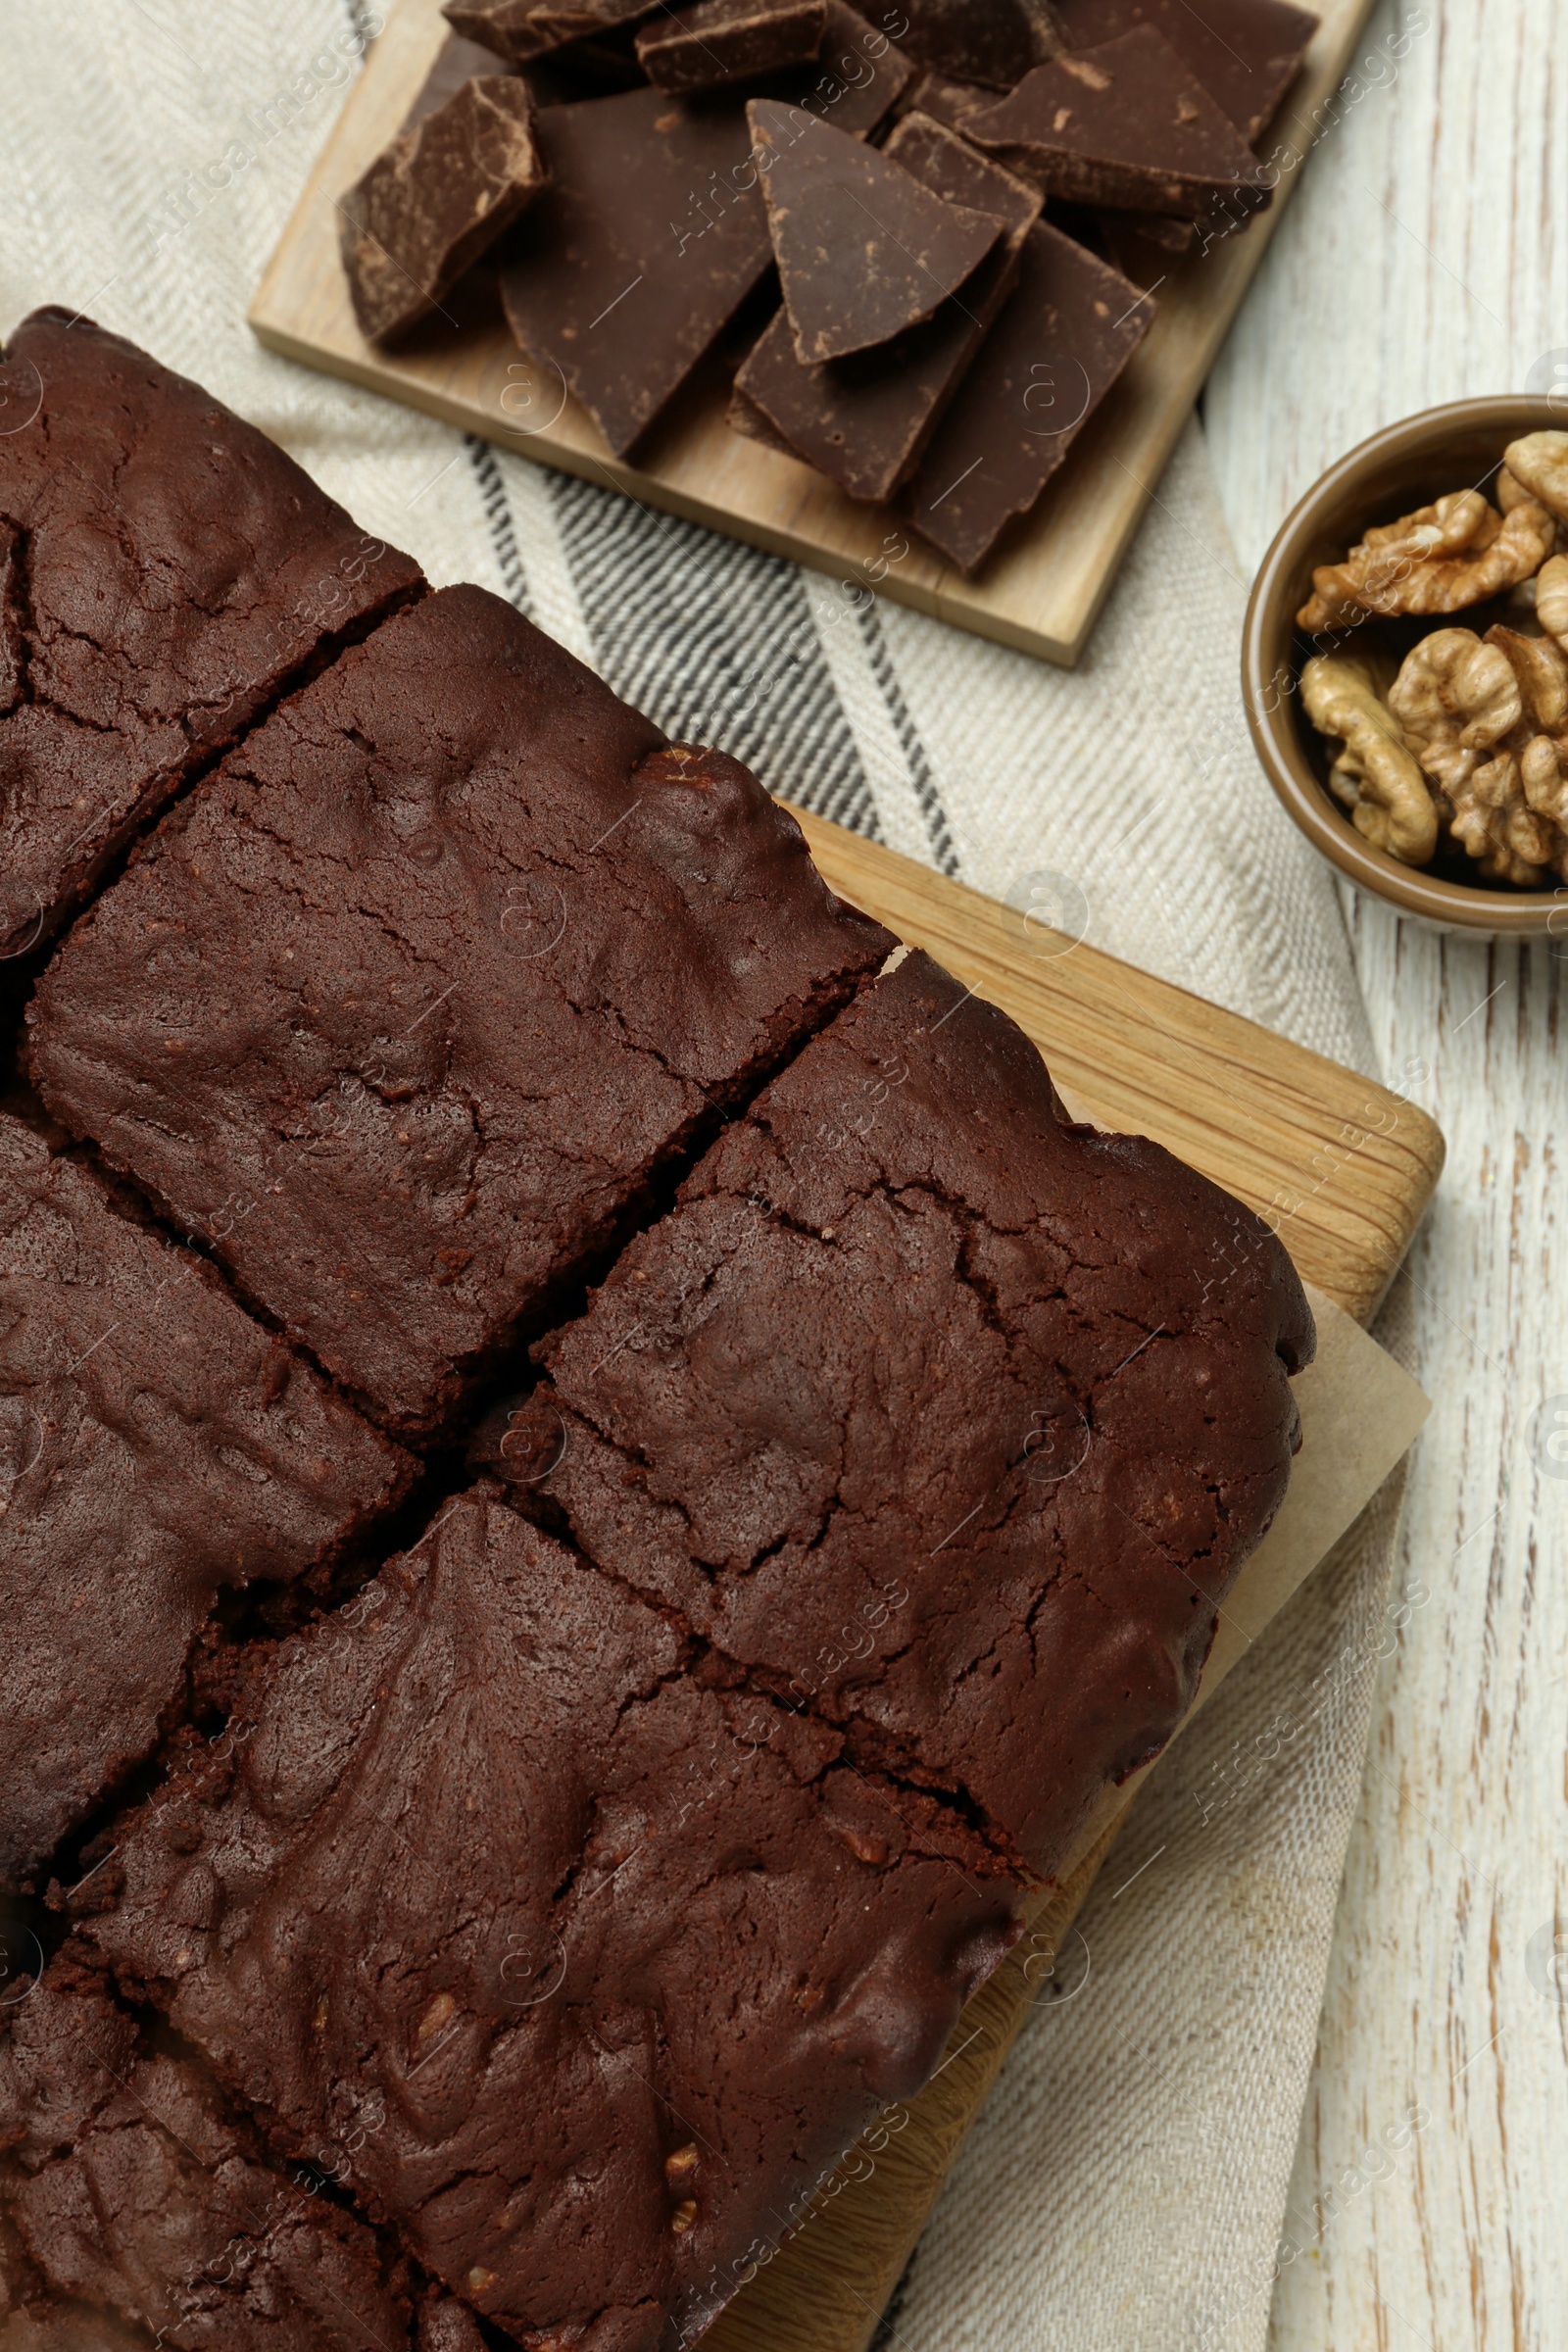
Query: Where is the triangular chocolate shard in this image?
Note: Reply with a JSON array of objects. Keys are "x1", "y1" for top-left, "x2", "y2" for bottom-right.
[
  {"x1": 966, "y1": 24, "x2": 1274, "y2": 220},
  {"x1": 733, "y1": 114, "x2": 1038, "y2": 504},
  {"x1": 749, "y1": 97, "x2": 1004, "y2": 366}
]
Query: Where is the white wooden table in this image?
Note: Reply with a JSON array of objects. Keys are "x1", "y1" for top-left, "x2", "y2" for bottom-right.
[{"x1": 1204, "y1": 2, "x2": 1568, "y2": 2343}]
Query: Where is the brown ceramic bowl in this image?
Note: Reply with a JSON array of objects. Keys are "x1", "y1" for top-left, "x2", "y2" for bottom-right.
[{"x1": 1242, "y1": 396, "x2": 1568, "y2": 936}]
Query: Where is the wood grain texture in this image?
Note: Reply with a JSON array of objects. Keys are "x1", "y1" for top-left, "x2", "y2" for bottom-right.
[
  {"x1": 247, "y1": 0, "x2": 1375, "y2": 667},
  {"x1": 1200, "y1": 1, "x2": 1568, "y2": 2345}
]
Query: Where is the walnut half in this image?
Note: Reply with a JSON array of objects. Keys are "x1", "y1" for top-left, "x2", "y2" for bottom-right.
[
  {"x1": 1301, "y1": 654, "x2": 1438, "y2": 865},
  {"x1": 1297, "y1": 490, "x2": 1555, "y2": 632}
]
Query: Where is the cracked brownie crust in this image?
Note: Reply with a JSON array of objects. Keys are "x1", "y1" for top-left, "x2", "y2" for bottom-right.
[
  {"x1": 0, "y1": 311, "x2": 422, "y2": 963},
  {"x1": 28, "y1": 585, "x2": 894, "y2": 1439},
  {"x1": 0, "y1": 1947, "x2": 423, "y2": 2351},
  {"x1": 0, "y1": 1112, "x2": 414, "y2": 1895},
  {"x1": 488, "y1": 950, "x2": 1316, "y2": 1878},
  {"x1": 78, "y1": 1489, "x2": 1020, "y2": 2352}
]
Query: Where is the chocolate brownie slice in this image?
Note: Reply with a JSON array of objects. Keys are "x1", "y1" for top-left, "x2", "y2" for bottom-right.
[
  {"x1": 488, "y1": 951, "x2": 1316, "y2": 1880},
  {"x1": 0, "y1": 1946, "x2": 418, "y2": 2350},
  {"x1": 28, "y1": 586, "x2": 893, "y2": 1439},
  {"x1": 0, "y1": 312, "x2": 422, "y2": 963},
  {"x1": 78, "y1": 1488, "x2": 1019, "y2": 2351},
  {"x1": 0, "y1": 1112, "x2": 414, "y2": 1893}
]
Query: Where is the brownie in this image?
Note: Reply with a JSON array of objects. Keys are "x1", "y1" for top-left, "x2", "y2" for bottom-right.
[
  {"x1": 0, "y1": 313, "x2": 422, "y2": 963},
  {"x1": 636, "y1": 0, "x2": 827, "y2": 92},
  {"x1": 0, "y1": 1112, "x2": 413, "y2": 1894},
  {"x1": 28, "y1": 586, "x2": 893, "y2": 1439},
  {"x1": 341, "y1": 76, "x2": 548, "y2": 344},
  {"x1": 79, "y1": 1489, "x2": 1021, "y2": 2350},
  {"x1": 1054, "y1": 0, "x2": 1318, "y2": 142},
  {"x1": 488, "y1": 951, "x2": 1316, "y2": 1880},
  {"x1": 0, "y1": 1947, "x2": 418, "y2": 2350}
]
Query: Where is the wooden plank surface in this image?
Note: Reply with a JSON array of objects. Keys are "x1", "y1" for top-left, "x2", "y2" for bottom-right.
[
  {"x1": 248, "y1": 0, "x2": 1376, "y2": 669},
  {"x1": 1199, "y1": 2, "x2": 1568, "y2": 2345}
]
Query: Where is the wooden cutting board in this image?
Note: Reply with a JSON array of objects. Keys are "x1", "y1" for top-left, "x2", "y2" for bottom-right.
[
  {"x1": 674, "y1": 809, "x2": 1440, "y2": 2352},
  {"x1": 250, "y1": 0, "x2": 1378, "y2": 667}
]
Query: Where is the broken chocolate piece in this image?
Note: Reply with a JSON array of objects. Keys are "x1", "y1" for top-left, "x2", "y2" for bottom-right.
[
  {"x1": 750, "y1": 98, "x2": 1004, "y2": 365},
  {"x1": 636, "y1": 0, "x2": 827, "y2": 93},
  {"x1": 1054, "y1": 0, "x2": 1318, "y2": 142},
  {"x1": 500, "y1": 12, "x2": 907, "y2": 457},
  {"x1": 403, "y1": 29, "x2": 519, "y2": 126},
  {"x1": 801, "y1": 0, "x2": 915, "y2": 133},
  {"x1": 500, "y1": 86, "x2": 776, "y2": 456},
  {"x1": 341, "y1": 76, "x2": 547, "y2": 344},
  {"x1": 733, "y1": 115, "x2": 1039, "y2": 502},
  {"x1": 898, "y1": 0, "x2": 1067, "y2": 87},
  {"x1": 440, "y1": 0, "x2": 652, "y2": 64},
  {"x1": 906, "y1": 69, "x2": 994, "y2": 133},
  {"x1": 967, "y1": 26, "x2": 1274, "y2": 220},
  {"x1": 901, "y1": 219, "x2": 1152, "y2": 571}
]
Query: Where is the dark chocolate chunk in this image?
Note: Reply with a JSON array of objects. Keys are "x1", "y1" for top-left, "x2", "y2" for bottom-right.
[
  {"x1": 341, "y1": 77, "x2": 548, "y2": 344},
  {"x1": 81, "y1": 1490, "x2": 1020, "y2": 2350},
  {"x1": 636, "y1": 0, "x2": 827, "y2": 92},
  {"x1": 440, "y1": 0, "x2": 652, "y2": 64},
  {"x1": 404, "y1": 29, "x2": 519, "y2": 126},
  {"x1": 0, "y1": 1949, "x2": 417, "y2": 2350},
  {"x1": 750, "y1": 98, "x2": 1004, "y2": 365},
  {"x1": 733, "y1": 115, "x2": 1039, "y2": 502},
  {"x1": 500, "y1": 85, "x2": 777, "y2": 456},
  {"x1": 499, "y1": 12, "x2": 907, "y2": 455},
  {"x1": 796, "y1": 0, "x2": 914, "y2": 132},
  {"x1": 898, "y1": 0, "x2": 1067, "y2": 87},
  {"x1": 967, "y1": 26, "x2": 1275, "y2": 219},
  {"x1": 901, "y1": 217, "x2": 1152, "y2": 571},
  {"x1": 491, "y1": 951, "x2": 1316, "y2": 1881},
  {"x1": 0, "y1": 313, "x2": 422, "y2": 965},
  {"x1": 0, "y1": 1110, "x2": 413, "y2": 1894},
  {"x1": 1055, "y1": 0, "x2": 1319, "y2": 142},
  {"x1": 906, "y1": 68, "x2": 993, "y2": 133},
  {"x1": 28, "y1": 587, "x2": 893, "y2": 1440}
]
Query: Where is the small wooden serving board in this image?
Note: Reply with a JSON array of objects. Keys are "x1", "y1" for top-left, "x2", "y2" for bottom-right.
[
  {"x1": 251, "y1": 0, "x2": 1378, "y2": 666},
  {"x1": 685, "y1": 811, "x2": 1441, "y2": 2352}
]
